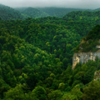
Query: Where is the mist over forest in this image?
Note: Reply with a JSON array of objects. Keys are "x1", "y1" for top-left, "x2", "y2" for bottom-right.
[{"x1": 0, "y1": 1, "x2": 100, "y2": 100}]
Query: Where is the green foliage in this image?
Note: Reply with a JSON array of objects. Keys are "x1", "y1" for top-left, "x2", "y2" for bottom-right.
[
  {"x1": 4, "y1": 84, "x2": 39, "y2": 100},
  {"x1": 4, "y1": 84, "x2": 25, "y2": 100},
  {"x1": 82, "y1": 80, "x2": 100, "y2": 100},
  {"x1": 48, "y1": 90, "x2": 63, "y2": 100},
  {"x1": 0, "y1": 4, "x2": 23, "y2": 20},
  {"x1": 37, "y1": 7, "x2": 90, "y2": 18},
  {"x1": 20, "y1": 7, "x2": 49, "y2": 18},
  {"x1": 72, "y1": 61, "x2": 97, "y2": 85},
  {"x1": 0, "y1": 8, "x2": 100, "y2": 100},
  {"x1": 63, "y1": 11, "x2": 100, "y2": 22},
  {"x1": 86, "y1": 25, "x2": 100, "y2": 40},
  {"x1": 32, "y1": 86, "x2": 46, "y2": 100},
  {"x1": 75, "y1": 25, "x2": 100, "y2": 52},
  {"x1": 62, "y1": 84, "x2": 83, "y2": 100},
  {"x1": 58, "y1": 83, "x2": 65, "y2": 91}
]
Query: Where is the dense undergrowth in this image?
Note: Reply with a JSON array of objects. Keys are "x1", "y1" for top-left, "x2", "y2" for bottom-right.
[{"x1": 0, "y1": 9, "x2": 100, "y2": 100}]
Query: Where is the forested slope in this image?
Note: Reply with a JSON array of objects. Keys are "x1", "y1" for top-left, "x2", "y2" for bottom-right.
[
  {"x1": 0, "y1": 4, "x2": 23, "y2": 20},
  {"x1": 63, "y1": 10, "x2": 100, "y2": 21},
  {"x1": 74, "y1": 25, "x2": 100, "y2": 52},
  {"x1": 37, "y1": 7, "x2": 91, "y2": 17},
  {"x1": 0, "y1": 8, "x2": 100, "y2": 100},
  {"x1": 15, "y1": 7, "x2": 91, "y2": 18},
  {"x1": 17, "y1": 7, "x2": 49, "y2": 18}
]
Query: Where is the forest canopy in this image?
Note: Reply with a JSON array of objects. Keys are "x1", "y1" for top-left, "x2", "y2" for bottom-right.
[{"x1": 0, "y1": 5, "x2": 100, "y2": 100}]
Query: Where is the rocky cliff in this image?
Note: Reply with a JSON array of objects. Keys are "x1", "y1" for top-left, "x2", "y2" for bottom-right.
[
  {"x1": 72, "y1": 51, "x2": 100, "y2": 69},
  {"x1": 72, "y1": 25, "x2": 100, "y2": 69},
  {"x1": 94, "y1": 70, "x2": 100, "y2": 80}
]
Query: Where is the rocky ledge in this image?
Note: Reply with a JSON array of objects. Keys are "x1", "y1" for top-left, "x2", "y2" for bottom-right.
[{"x1": 72, "y1": 52, "x2": 100, "y2": 69}]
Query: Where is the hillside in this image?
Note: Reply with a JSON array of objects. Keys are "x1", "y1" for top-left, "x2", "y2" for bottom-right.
[
  {"x1": 74, "y1": 25, "x2": 100, "y2": 52},
  {"x1": 0, "y1": 20, "x2": 58, "y2": 99},
  {"x1": 37, "y1": 7, "x2": 91, "y2": 17},
  {"x1": 0, "y1": 18, "x2": 100, "y2": 100},
  {"x1": 63, "y1": 10, "x2": 100, "y2": 21},
  {"x1": 15, "y1": 7, "x2": 28, "y2": 12},
  {"x1": 1, "y1": 7, "x2": 100, "y2": 99},
  {"x1": 17, "y1": 7, "x2": 49, "y2": 18},
  {"x1": 15, "y1": 7, "x2": 91, "y2": 18},
  {"x1": 94, "y1": 8, "x2": 100, "y2": 11},
  {"x1": 0, "y1": 4, "x2": 23, "y2": 20}
]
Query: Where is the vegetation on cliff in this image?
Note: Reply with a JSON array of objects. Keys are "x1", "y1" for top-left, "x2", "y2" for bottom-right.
[
  {"x1": 0, "y1": 6, "x2": 100, "y2": 99},
  {"x1": 0, "y1": 4, "x2": 23, "y2": 20},
  {"x1": 75, "y1": 25, "x2": 100, "y2": 52}
]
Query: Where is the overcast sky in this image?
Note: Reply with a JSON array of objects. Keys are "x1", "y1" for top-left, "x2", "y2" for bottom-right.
[{"x1": 0, "y1": 0, "x2": 100, "y2": 9}]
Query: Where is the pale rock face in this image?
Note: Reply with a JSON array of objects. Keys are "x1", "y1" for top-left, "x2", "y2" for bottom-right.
[
  {"x1": 72, "y1": 52, "x2": 100, "y2": 70},
  {"x1": 94, "y1": 71, "x2": 100, "y2": 81},
  {"x1": 96, "y1": 45, "x2": 100, "y2": 49}
]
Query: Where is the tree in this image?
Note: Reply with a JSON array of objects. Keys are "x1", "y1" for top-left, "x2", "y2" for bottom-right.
[
  {"x1": 48, "y1": 90, "x2": 63, "y2": 100},
  {"x1": 5, "y1": 84, "x2": 25, "y2": 100},
  {"x1": 32, "y1": 86, "x2": 46, "y2": 100},
  {"x1": 82, "y1": 80, "x2": 100, "y2": 100},
  {"x1": 58, "y1": 83, "x2": 65, "y2": 91}
]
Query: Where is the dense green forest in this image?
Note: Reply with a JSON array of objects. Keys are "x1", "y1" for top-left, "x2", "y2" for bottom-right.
[
  {"x1": 16, "y1": 7, "x2": 92, "y2": 18},
  {"x1": 0, "y1": 4, "x2": 23, "y2": 20},
  {"x1": 1, "y1": 5, "x2": 100, "y2": 100},
  {"x1": 74, "y1": 25, "x2": 100, "y2": 52},
  {"x1": 37, "y1": 7, "x2": 91, "y2": 17},
  {"x1": 18, "y1": 7, "x2": 49, "y2": 18},
  {"x1": 63, "y1": 10, "x2": 100, "y2": 21},
  {"x1": 94, "y1": 8, "x2": 100, "y2": 11}
]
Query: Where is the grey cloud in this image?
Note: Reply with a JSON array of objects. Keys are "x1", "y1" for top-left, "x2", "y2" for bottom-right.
[{"x1": 0, "y1": 0, "x2": 100, "y2": 9}]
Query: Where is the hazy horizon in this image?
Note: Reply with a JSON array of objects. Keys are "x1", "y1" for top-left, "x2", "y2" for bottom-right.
[{"x1": 0, "y1": 0, "x2": 100, "y2": 9}]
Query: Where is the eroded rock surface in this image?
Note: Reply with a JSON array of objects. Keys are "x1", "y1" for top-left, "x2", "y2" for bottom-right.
[
  {"x1": 72, "y1": 52, "x2": 100, "y2": 69},
  {"x1": 94, "y1": 70, "x2": 100, "y2": 80}
]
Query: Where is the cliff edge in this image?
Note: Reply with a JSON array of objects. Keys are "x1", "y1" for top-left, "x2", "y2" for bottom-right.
[
  {"x1": 72, "y1": 52, "x2": 100, "y2": 69},
  {"x1": 72, "y1": 25, "x2": 100, "y2": 69}
]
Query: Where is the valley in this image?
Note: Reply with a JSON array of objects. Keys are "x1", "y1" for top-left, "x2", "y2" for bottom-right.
[{"x1": 0, "y1": 3, "x2": 100, "y2": 100}]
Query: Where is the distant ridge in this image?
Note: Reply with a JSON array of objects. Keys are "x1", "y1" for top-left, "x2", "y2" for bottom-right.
[
  {"x1": 37, "y1": 7, "x2": 92, "y2": 17},
  {"x1": 0, "y1": 4, "x2": 23, "y2": 20},
  {"x1": 94, "y1": 8, "x2": 100, "y2": 11},
  {"x1": 15, "y1": 7, "x2": 92, "y2": 18},
  {"x1": 16, "y1": 7, "x2": 49, "y2": 18}
]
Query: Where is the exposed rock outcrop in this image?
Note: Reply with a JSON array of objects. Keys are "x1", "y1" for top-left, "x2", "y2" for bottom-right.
[
  {"x1": 72, "y1": 52, "x2": 100, "y2": 69},
  {"x1": 94, "y1": 70, "x2": 100, "y2": 81}
]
